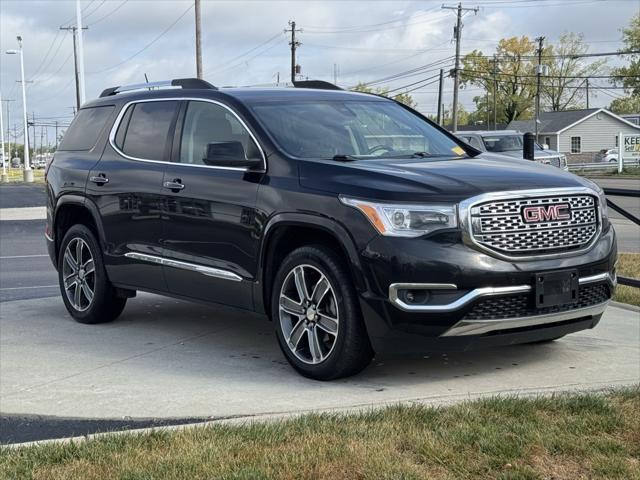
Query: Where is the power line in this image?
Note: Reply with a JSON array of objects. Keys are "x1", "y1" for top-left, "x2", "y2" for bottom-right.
[
  {"x1": 86, "y1": 0, "x2": 129, "y2": 27},
  {"x1": 87, "y1": 3, "x2": 194, "y2": 74},
  {"x1": 205, "y1": 32, "x2": 283, "y2": 75}
]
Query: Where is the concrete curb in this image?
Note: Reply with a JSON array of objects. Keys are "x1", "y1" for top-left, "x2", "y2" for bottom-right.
[
  {"x1": 610, "y1": 301, "x2": 640, "y2": 313},
  {"x1": 4, "y1": 381, "x2": 637, "y2": 450},
  {"x1": 0, "y1": 207, "x2": 46, "y2": 221}
]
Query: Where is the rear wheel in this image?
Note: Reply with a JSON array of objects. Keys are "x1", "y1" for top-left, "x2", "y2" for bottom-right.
[
  {"x1": 58, "y1": 224, "x2": 126, "y2": 324},
  {"x1": 272, "y1": 245, "x2": 373, "y2": 380}
]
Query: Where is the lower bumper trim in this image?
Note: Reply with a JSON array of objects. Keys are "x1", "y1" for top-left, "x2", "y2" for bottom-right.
[{"x1": 440, "y1": 301, "x2": 609, "y2": 337}]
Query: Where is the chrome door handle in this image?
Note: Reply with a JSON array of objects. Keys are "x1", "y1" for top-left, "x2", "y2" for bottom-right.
[
  {"x1": 163, "y1": 180, "x2": 185, "y2": 191},
  {"x1": 89, "y1": 175, "x2": 109, "y2": 184}
]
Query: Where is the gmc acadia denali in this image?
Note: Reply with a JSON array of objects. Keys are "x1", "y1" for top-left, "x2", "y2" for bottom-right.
[{"x1": 46, "y1": 78, "x2": 617, "y2": 380}]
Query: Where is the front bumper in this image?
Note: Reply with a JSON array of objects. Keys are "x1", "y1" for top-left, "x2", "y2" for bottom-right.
[{"x1": 357, "y1": 225, "x2": 617, "y2": 353}]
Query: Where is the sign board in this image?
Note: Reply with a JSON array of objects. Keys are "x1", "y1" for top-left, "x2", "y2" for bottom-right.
[{"x1": 622, "y1": 134, "x2": 640, "y2": 159}]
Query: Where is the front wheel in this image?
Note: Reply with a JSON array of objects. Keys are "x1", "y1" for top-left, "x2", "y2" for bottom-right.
[
  {"x1": 58, "y1": 224, "x2": 127, "y2": 324},
  {"x1": 272, "y1": 245, "x2": 374, "y2": 380}
]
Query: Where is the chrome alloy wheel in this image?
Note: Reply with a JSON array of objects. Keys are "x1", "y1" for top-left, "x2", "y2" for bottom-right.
[
  {"x1": 278, "y1": 264, "x2": 339, "y2": 365},
  {"x1": 62, "y1": 237, "x2": 95, "y2": 312}
]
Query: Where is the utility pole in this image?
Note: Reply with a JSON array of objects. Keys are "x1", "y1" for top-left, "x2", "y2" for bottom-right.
[
  {"x1": 534, "y1": 36, "x2": 545, "y2": 140},
  {"x1": 333, "y1": 63, "x2": 338, "y2": 85},
  {"x1": 492, "y1": 55, "x2": 498, "y2": 130},
  {"x1": 55, "y1": 120, "x2": 59, "y2": 150},
  {"x1": 195, "y1": 0, "x2": 203, "y2": 79},
  {"x1": 285, "y1": 20, "x2": 302, "y2": 84},
  {"x1": 585, "y1": 78, "x2": 590, "y2": 109},
  {"x1": 442, "y1": 3, "x2": 478, "y2": 132},
  {"x1": 75, "y1": 0, "x2": 86, "y2": 105},
  {"x1": 60, "y1": 26, "x2": 88, "y2": 111},
  {"x1": 437, "y1": 68, "x2": 444, "y2": 125}
]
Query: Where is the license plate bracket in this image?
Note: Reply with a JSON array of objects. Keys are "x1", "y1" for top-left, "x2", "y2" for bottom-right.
[{"x1": 534, "y1": 270, "x2": 579, "y2": 308}]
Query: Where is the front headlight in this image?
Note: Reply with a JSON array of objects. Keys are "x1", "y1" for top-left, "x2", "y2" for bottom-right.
[
  {"x1": 595, "y1": 186, "x2": 609, "y2": 219},
  {"x1": 340, "y1": 196, "x2": 458, "y2": 237}
]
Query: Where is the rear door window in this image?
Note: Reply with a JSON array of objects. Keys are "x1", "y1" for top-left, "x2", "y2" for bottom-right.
[
  {"x1": 116, "y1": 101, "x2": 179, "y2": 161},
  {"x1": 58, "y1": 106, "x2": 114, "y2": 151}
]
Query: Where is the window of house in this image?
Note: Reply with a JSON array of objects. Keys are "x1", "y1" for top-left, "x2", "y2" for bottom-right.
[
  {"x1": 116, "y1": 101, "x2": 179, "y2": 160},
  {"x1": 570, "y1": 136, "x2": 581, "y2": 153},
  {"x1": 615, "y1": 136, "x2": 618, "y2": 147}
]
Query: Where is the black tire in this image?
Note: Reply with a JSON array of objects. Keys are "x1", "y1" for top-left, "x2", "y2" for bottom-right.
[
  {"x1": 58, "y1": 224, "x2": 127, "y2": 324},
  {"x1": 271, "y1": 245, "x2": 374, "y2": 380}
]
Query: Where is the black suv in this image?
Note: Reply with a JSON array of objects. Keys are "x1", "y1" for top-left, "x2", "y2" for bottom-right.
[{"x1": 46, "y1": 78, "x2": 617, "y2": 380}]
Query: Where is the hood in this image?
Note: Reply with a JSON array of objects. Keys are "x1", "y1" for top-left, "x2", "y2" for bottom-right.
[{"x1": 299, "y1": 154, "x2": 592, "y2": 203}]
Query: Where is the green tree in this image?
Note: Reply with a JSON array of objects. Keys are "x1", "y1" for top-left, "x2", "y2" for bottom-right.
[
  {"x1": 461, "y1": 36, "x2": 537, "y2": 123},
  {"x1": 542, "y1": 32, "x2": 607, "y2": 111},
  {"x1": 610, "y1": 13, "x2": 640, "y2": 112},
  {"x1": 352, "y1": 83, "x2": 417, "y2": 108}
]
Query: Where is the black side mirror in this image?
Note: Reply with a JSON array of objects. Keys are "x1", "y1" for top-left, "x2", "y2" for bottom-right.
[{"x1": 203, "y1": 141, "x2": 261, "y2": 168}]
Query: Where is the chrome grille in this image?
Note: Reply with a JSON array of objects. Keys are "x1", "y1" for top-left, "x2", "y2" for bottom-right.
[{"x1": 470, "y1": 194, "x2": 599, "y2": 257}]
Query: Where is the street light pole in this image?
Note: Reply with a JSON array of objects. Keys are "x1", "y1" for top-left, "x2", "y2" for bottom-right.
[
  {"x1": 0, "y1": 88, "x2": 7, "y2": 182},
  {"x1": 6, "y1": 36, "x2": 33, "y2": 182}
]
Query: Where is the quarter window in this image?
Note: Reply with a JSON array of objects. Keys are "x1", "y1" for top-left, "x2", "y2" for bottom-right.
[
  {"x1": 116, "y1": 101, "x2": 179, "y2": 160},
  {"x1": 178, "y1": 101, "x2": 261, "y2": 166},
  {"x1": 58, "y1": 106, "x2": 114, "y2": 151},
  {"x1": 570, "y1": 136, "x2": 581, "y2": 153}
]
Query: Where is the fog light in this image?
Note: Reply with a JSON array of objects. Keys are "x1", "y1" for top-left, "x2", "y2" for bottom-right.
[{"x1": 403, "y1": 289, "x2": 430, "y2": 304}]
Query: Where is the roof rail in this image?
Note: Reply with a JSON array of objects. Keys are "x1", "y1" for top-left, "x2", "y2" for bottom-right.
[
  {"x1": 293, "y1": 80, "x2": 342, "y2": 91},
  {"x1": 99, "y1": 78, "x2": 217, "y2": 98}
]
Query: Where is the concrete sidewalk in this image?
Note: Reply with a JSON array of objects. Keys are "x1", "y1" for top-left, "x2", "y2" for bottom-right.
[{"x1": 1, "y1": 293, "x2": 638, "y2": 420}]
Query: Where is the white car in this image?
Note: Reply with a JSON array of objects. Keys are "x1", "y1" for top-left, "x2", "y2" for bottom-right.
[{"x1": 595, "y1": 148, "x2": 618, "y2": 163}]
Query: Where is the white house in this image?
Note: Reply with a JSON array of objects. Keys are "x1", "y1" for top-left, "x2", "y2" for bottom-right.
[{"x1": 507, "y1": 108, "x2": 640, "y2": 162}]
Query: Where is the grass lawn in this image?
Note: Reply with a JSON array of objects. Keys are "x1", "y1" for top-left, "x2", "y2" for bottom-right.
[
  {"x1": 1, "y1": 389, "x2": 639, "y2": 479},
  {"x1": 2, "y1": 168, "x2": 45, "y2": 183},
  {"x1": 616, "y1": 253, "x2": 640, "y2": 307}
]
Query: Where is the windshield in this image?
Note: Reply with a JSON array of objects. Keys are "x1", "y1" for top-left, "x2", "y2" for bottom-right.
[
  {"x1": 481, "y1": 135, "x2": 524, "y2": 152},
  {"x1": 249, "y1": 99, "x2": 466, "y2": 160}
]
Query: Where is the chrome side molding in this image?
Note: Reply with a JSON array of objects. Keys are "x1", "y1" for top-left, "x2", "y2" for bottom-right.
[{"x1": 124, "y1": 252, "x2": 242, "y2": 282}]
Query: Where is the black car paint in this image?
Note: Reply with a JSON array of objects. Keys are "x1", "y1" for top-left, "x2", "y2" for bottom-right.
[{"x1": 46, "y1": 87, "x2": 617, "y2": 353}]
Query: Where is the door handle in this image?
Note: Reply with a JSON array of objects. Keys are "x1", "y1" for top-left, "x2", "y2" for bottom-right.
[
  {"x1": 89, "y1": 174, "x2": 109, "y2": 185},
  {"x1": 163, "y1": 179, "x2": 185, "y2": 191}
]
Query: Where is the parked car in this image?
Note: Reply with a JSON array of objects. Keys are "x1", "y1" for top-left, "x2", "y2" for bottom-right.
[
  {"x1": 456, "y1": 130, "x2": 568, "y2": 170},
  {"x1": 46, "y1": 78, "x2": 616, "y2": 380},
  {"x1": 594, "y1": 148, "x2": 618, "y2": 163},
  {"x1": 10, "y1": 157, "x2": 21, "y2": 168}
]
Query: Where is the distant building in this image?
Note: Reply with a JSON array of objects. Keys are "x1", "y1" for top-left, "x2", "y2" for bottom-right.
[{"x1": 507, "y1": 108, "x2": 640, "y2": 162}]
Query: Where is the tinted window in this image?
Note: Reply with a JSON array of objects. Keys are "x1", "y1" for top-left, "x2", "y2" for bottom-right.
[
  {"x1": 481, "y1": 135, "x2": 523, "y2": 152},
  {"x1": 179, "y1": 101, "x2": 261, "y2": 165},
  {"x1": 118, "y1": 101, "x2": 178, "y2": 160},
  {"x1": 249, "y1": 100, "x2": 463, "y2": 160},
  {"x1": 58, "y1": 106, "x2": 114, "y2": 151}
]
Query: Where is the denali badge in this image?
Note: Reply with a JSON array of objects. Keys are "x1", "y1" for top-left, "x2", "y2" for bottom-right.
[{"x1": 522, "y1": 204, "x2": 571, "y2": 223}]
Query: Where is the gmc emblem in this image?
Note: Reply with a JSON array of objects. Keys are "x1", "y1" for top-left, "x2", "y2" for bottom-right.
[{"x1": 522, "y1": 204, "x2": 571, "y2": 223}]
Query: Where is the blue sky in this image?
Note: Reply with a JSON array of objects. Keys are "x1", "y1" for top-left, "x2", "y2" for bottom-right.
[{"x1": 0, "y1": 0, "x2": 638, "y2": 142}]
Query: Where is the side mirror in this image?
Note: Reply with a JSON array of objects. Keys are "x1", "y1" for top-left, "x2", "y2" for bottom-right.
[{"x1": 203, "y1": 141, "x2": 261, "y2": 168}]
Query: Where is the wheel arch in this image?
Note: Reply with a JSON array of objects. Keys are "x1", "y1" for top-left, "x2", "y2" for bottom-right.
[
  {"x1": 53, "y1": 196, "x2": 105, "y2": 264},
  {"x1": 255, "y1": 213, "x2": 367, "y2": 316}
]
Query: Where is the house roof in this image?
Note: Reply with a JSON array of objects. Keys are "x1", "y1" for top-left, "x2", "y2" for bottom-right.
[{"x1": 507, "y1": 108, "x2": 640, "y2": 134}]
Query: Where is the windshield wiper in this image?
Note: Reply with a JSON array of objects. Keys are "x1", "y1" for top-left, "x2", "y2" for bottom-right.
[{"x1": 332, "y1": 154, "x2": 360, "y2": 162}]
